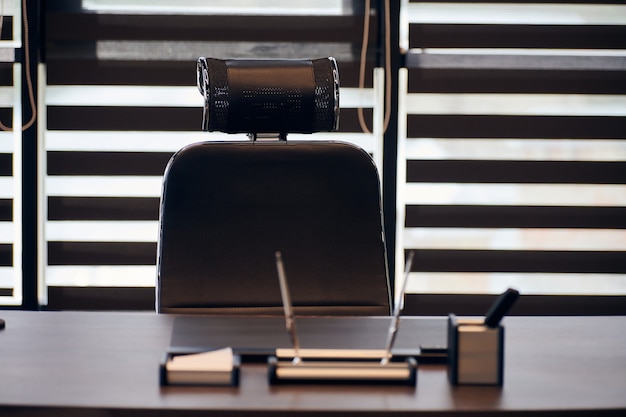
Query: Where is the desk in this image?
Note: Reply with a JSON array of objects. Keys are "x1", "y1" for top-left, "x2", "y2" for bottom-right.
[{"x1": 0, "y1": 311, "x2": 624, "y2": 416}]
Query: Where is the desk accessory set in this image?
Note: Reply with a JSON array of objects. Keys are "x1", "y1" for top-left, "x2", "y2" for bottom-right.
[
  {"x1": 159, "y1": 269, "x2": 519, "y2": 387},
  {"x1": 267, "y1": 251, "x2": 418, "y2": 385}
]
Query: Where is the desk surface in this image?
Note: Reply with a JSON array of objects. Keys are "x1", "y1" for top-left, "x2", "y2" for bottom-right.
[{"x1": 0, "y1": 311, "x2": 624, "y2": 416}]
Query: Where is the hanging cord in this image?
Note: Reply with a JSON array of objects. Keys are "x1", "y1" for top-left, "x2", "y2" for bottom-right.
[
  {"x1": 358, "y1": 0, "x2": 392, "y2": 134},
  {"x1": 0, "y1": 0, "x2": 37, "y2": 132}
]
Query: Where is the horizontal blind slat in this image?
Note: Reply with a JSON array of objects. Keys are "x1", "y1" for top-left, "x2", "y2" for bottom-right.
[
  {"x1": 404, "y1": 138, "x2": 626, "y2": 161},
  {"x1": 404, "y1": 274, "x2": 626, "y2": 297},
  {"x1": 45, "y1": 221, "x2": 158, "y2": 242},
  {"x1": 406, "y1": 115, "x2": 626, "y2": 138},
  {"x1": 404, "y1": 249, "x2": 626, "y2": 274},
  {"x1": 404, "y1": 93, "x2": 626, "y2": 116},
  {"x1": 45, "y1": 60, "x2": 374, "y2": 89},
  {"x1": 45, "y1": 266, "x2": 156, "y2": 288},
  {"x1": 406, "y1": 160, "x2": 626, "y2": 184},
  {"x1": 47, "y1": 13, "x2": 372, "y2": 42},
  {"x1": 409, "y1": 24, "x2": 626, "y2": 48},
  {"x1": 47, "y1": 107, "x2": 373, "y2": 133},
  {"x1": 48, "y1": 242, "x2": 156, "y2": 265},
  {"x1": 405, "y1": 205, "x2": 626, "y2": 228},
  {"x1": 404, "y1": 228, "x2": 626, "y2": 251},
  {"x1": 0, "y1": 244, "x2": 11, "y2": 265},
  {"x1": 48, "y1": 197, "x2": 159, "y2": 221},
  {"x1": 403, "y1": 183, "x2": 626, "y2": 206},
  {"x1": 45, "y1": 177, "x2": 163, "y2": 197},
  {"x1": 47, "y1": 152, "x2": 172, "y2": 176},
  {"x1": 406, "y1": 3, "x2": 626, "y2": 26}
]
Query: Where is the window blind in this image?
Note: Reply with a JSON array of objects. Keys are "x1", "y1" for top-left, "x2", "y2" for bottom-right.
[
  {"x1": 41, "y1": 1, "x2": 384, "y2": 309},
  {"x1": 0, "y1": 0, "x2": 22, "y2": 305},
  {"x1": 397, "y1": 1, "x2": 626, "y2": 301}
]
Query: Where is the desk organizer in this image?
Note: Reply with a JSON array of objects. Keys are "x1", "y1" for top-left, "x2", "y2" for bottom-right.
[
  {"x1": 447, "y1": 314, "x2": 503, "y2": 386},
  {"x1": 268, "y1": 350, "x2": 417, "y2": 385}
]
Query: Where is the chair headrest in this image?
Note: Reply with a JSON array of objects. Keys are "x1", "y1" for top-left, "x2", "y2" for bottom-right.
[{"x1": 197, "y1": 57, "x2": 340, "y2": 136}]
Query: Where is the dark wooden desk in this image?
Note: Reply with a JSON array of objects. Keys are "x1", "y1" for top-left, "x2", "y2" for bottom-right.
[{"x1": 0, "y1": 311, "x2": 623, "y2": 416}]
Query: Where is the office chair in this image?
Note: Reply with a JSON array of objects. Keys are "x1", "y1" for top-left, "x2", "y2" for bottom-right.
[{"x1": 156, "y1": 57, "x2": 391, "y2": 316}]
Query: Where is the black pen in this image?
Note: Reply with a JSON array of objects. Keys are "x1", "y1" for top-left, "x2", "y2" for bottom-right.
[{"x1": 483, "y1": 288, "x2": 520, "y2": 328}]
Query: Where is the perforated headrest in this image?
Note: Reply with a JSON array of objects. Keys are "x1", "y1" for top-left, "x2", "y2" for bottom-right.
[{"x1": 197, "y1": 57, "x2": 340, "y2": 135}]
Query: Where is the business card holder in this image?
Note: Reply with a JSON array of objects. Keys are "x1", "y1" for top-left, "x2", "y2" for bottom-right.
[
  {"x1": 160, "y1": 348, "x2": 240, "y2": 387},
  {"x1": 268, "y1": 349, "x2": 417, "y2": 385}
]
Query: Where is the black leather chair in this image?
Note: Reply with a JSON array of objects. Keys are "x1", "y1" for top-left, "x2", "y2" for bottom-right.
[{"x1": 156, "y1": 57, "x2": 390, "y2": 316}]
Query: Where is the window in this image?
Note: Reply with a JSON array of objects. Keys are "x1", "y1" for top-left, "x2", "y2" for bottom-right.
[
  {"x1": 3, "y1": 0, "x2": 625, "y2": 313},
  {"x1": 397, "y1": 1, "x2": 626, "y2": 311},
  {"x1": 39, "y1": 0, "x2": 384, "y2": 309},
  {"x1": 0, "y1": 0, "x2": 23, "y2": 306}
]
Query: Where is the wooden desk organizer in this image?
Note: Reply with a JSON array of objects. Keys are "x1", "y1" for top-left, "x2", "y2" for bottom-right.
[
  {"x1": 268, "y1": 349, "x2": 417, "y2": 385},
  {"x1": 447, "y1": 314, "x2": 504, "y2": 386}
]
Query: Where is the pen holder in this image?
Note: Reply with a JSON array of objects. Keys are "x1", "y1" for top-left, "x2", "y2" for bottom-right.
[
  {"x1": 447, "y1": 314, "x2": 504, "y2": 386},
  {"x1": 268, "y1": 355, "x2": 417, "y2": 385}
]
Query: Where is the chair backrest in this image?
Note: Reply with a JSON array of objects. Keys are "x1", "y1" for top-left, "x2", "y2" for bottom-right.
[
  {"x1": 156, "y1": 57, "x2": 390, "y2": 316},
  {"x1": 157, "y1": 140, "x2": 390, "y2": 315}
]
